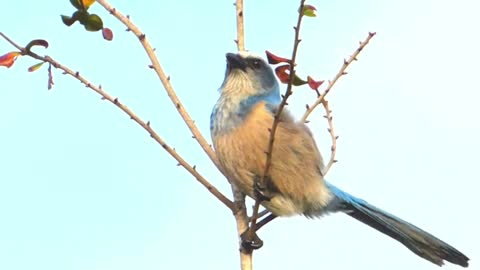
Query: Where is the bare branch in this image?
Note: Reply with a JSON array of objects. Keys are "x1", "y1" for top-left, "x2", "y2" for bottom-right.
[
  {"x1": 248, "y1": 0, "x2": 307, "y2": 245},
  {"x1": 301, "y1": 32, "x2": 376, "y2": 122},
  {"x1": 235, "y1": 0, "x2": 245, "y2": 51},
  {"x1": 0, "y1": 32, "x2": 234, "y2": 211},
  {"x1": 321, "y1": 99, "x2": 337, "y2": 176}
]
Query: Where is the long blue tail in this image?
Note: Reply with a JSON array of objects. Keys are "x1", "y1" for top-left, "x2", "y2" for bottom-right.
[{"x1": 326, "y1": 183, "x2": 469, "y2": 267}]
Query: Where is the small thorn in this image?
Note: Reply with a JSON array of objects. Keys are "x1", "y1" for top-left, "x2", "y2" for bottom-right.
[
  {"x1": 153, "y1": 48, "x2": 156, "y2": 52},
  {"x1": 335, "y1": 135, "x2": 339, "y2": 139},
  {"x1": 167, "y1": 76, "x2": 171, "y2": 81},
  {"x1": 304, "y1": 120, "x2": 310, "y2": 124},
  {"x1": 113, "y1": 98, "x2": 118, "y2": 104},
  {"x1": 85, "y1": 83, "x2": 91, "y2": 88},
  {"x1": 148, "y1": 65, "x2": 154, "y2": 69},
  {"x1": 176, "y1": 103, "x2": 180, "y2": 109},
  {"x1": 147, "y1": 121, "x2": 150, "y2": 126},
  {"x1": 177, "y1": 163, "x2": 181, "y2": 166},
  {"x1": 139, "y1": 34, "x2": 146, "y2": 41},
  {"x1": 331, "y1": 146, "x2": 336, "y2": 151},
  {"x1": 75, "y1": 71, "x2": 79, "y2": 77},
  {"x1": 101, "y1": 97, "x2": 106, "y2": 100},
  {"x1": 193, "y1": 165, "x2": 197, "y2": 170},
  {"x1": 126, "y1": 14, "x2": 130, "y2": 19},
  {"x1": 110, "y1": 8, "x2": 116, "y2": 15},
  {"x1": 62, "y1": 71, "x2": 67, "y2": 75},
  {"x1": 323, "y1": 115, "x2": 328, "y2": 119},
  {"x1": 305, "y1": 104, "x2": 310, "y2": 109},
  {"x1": 99, "y1": 84, "x2": 102, "y2": 89},
  {"x1": 125, "y1": 28, "x2": 131, "y2": 32},
  {"x1": 327, "y1": 128, "x2": 331, "y2": 133},
  {"x1": 369, "y1": 31, "x2": 377, "y2": 37},
  {"x1": 333, "y1": 160, "x2": 338, "y2": 163},
  {"x1": 342, "y1": 72, "x2": 348, "y2": 75},
  {"x1": 344, "y1": 59, "x2": 348, "y2": 65}
]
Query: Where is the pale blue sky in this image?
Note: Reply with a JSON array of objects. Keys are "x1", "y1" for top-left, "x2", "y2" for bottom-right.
[{"x1": 1, "y1": 1, "x2": 478, "y2": 270}]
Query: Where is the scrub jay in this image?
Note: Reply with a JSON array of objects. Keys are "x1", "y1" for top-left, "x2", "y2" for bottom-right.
[{"x1": 210, "y1": 51, "x2": 469, "y2": 267}]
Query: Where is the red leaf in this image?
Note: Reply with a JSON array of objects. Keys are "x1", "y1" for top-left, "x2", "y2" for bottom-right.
[
  {"x1": 307, "y1": 76, "x2": 324, "y2": 90},
  {"x1": 265, "y1": 50, "x2": 291, "y2": 65},
  {"x1": 0, "y1": 52, "x2": 21, "y2": 68},
  {"x1": 102, "y1": 27, "x2": 113, "y2": 41},
  {"x1": 275, "y1": 64, "x2": 291, "y2": 83}
]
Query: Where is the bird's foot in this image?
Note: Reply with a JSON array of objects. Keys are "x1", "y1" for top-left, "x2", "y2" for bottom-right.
[{"x1": 240, "y1": 229, "x2": 264, "y2": 251}]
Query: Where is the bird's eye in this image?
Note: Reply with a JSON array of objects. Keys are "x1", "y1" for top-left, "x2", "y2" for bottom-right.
[{"x1": 251, "y1": 60, "x2": 262, "y2": 69}]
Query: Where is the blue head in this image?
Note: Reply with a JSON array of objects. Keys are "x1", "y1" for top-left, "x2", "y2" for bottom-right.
[{"x1": 210, "y1": 52, "x2": 281, "y2": 136}]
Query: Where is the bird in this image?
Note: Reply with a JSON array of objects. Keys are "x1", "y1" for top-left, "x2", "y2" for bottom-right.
[{"x1": 210, "y1": 51, "x2": 469, "y2": 267}]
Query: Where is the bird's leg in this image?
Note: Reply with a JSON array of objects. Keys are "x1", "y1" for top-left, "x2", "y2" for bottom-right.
[
  {"x1": 240, "y1": 175, "x2": 277, "y2": 251},
  {"x1": 255, "y1": 213, "x2": 277, "y2": 231}
]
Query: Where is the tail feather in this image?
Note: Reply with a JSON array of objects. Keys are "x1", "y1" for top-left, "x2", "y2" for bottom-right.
[{"x1": 327, "y1": 183, "x2": 469, "y2": 267}]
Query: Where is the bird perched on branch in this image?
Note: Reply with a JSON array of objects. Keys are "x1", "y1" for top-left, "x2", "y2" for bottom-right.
[{"x1": 210, "y1": 51, "x2": 469, "y2": 267}]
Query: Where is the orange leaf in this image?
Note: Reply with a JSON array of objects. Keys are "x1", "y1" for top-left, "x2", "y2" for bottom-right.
[
  {"x1": 0, "y1": 52, "x2": 21, "y2": 68},
  {"x1": 82, "y1": 0, "x2": 95, "y2": 9}
]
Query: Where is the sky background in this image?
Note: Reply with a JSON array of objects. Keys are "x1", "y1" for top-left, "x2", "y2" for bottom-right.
[{"x1": 0, "y1": 1, "x2": 478, "y2": 270}]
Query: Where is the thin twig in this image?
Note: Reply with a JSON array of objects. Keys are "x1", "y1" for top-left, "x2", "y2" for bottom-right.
[
  {"x1": 0, "y1": 32, "x2": 234, "y2": 211},
  {"x1": 235, "y1": 0, "x2": 245, "y2": 51},
  {"x1": 95, "y1": 0, "x2": 222, "y2": 171},
  {"x1": 321, "y1": 99, "x2": 337, "y2": 176},
  {"x1": 248, "y1": 0, "x2": 307, "y2": 242},
  {"x1": 301, "y1": 32, "x2": 376, "y2": 122}
]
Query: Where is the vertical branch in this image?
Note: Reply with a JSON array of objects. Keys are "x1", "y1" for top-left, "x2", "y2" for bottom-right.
[
  {"x1": 235, "y1": 0, "x2": 245, "y2": 51},
  {"x1": 321, "y1": 99, "x2": 337, "y2": 176},
  {"x1": 233, "y1": 1, "x2": 252, "y2": 270},
  {"x1": 248, "y1": 0, "x2": 307, "y2": 242}
]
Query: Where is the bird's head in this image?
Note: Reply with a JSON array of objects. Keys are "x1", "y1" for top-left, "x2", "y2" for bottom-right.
[{"x1": 220, "y1": 51, "x2": 279, "y2": 102}]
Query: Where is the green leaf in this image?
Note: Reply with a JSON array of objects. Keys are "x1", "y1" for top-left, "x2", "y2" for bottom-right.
[
  {"x1": 301, "y1": 5, "x2": 317, "y2": 17},
  {"x1": 70, "y1": 0, "x2": 83, "y2": 10},
  {"x1": 292, "y1": 74, "x2": 308, "y2": 86},
  {"x1": 61, "y1": 15, "x2": 77, "y2": 26},
  {"x1": 83, "y1": 14, "x2": 103, "y2": 31},
  {"x1": 28, "y1": 62, "x2": 45, "y2": 72}
]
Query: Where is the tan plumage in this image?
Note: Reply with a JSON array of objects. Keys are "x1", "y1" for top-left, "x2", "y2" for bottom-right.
[{"x1": 213, "y1": 101, "x2": 332, "y2": 217}]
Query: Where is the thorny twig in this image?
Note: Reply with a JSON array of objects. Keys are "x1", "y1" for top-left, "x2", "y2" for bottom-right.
[
  {"x1": 0, "y1": 32, "x2": 234, "y2": 211},
  {"x1": 301, "y1": 32, "x2": 376, "y2": 123}
]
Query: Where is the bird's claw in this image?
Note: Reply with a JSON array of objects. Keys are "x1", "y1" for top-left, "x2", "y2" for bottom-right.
[
  {"x1": 240, "y1": 230, "x2": 264, "y2": 251},
  {"x1": 254, "y1": 176, "x2": 272, "y2": 202}
]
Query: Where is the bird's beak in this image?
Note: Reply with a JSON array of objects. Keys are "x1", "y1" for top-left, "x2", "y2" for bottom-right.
[{"x1": 226, "y1": 53, "x2": 247, "y2": 73}]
